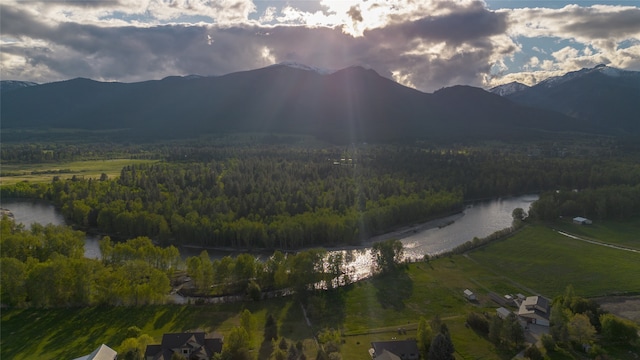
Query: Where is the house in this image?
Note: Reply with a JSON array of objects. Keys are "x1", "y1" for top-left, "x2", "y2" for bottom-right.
[
  {"x1": 72, "y1": 344, "x2": 117, "y2": 360},
  {"x1": 496, "y1": 307, "x2": 512, "y2": 320},
  {"x1": 518, "y1": 296, "x2": 551, "y2": 326},
  {"x1": 573, "y1": 217, "x2": 592, "y2": 225},
  {"x1": 463, "y1": 289, "x2": 476, "y2": 301},
  {"x1": 370, "y1": 340, "x2": 419, "y2": 360},
  {"x1": 145, "y1": 332, "x2": 223, "y2": 360}
]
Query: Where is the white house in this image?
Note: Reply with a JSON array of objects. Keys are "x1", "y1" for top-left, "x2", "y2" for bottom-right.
[
  {"x1": 463, "y1": 289, "x2": 476, "y2": 301},
  {"x1": 518, "y1": 296, "x2": 551, "y2": 326},
  {"x1": 72, "y1": 344, "x2": 117, "y2": 360},
  {"x1": 573, "y1": 217, "x2": 592, "y2": 225}
]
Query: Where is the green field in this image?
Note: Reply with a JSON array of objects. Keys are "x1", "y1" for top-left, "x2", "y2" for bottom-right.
[
  {"x1": 553, "y1": 216, "x2": 640, "y2": 250},
  {"x1": 0, "y1": 299, "x2": 316, "y2": 360},
  {"x1": 0, "y1": 159, "x2": 158, "y2": 185},
  {"x1": 2, "y1": 224, "x2": 640, "y2": 359},
  {"x1": 468, "y1": 226, "x2": 640, "y2": 298}
]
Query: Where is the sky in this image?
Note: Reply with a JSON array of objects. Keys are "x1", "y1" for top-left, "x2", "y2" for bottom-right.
[{"x1": 1, "y1": 0, "x2": 639, "y2": 92}]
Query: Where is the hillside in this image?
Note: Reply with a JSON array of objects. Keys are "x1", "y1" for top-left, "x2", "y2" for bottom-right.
[
  {"x1": 1, "y1": 64, "x2": 587, "y2": 143},
  {"x1": 503, "y1": 65, "x2": 640, "y2": 134}
]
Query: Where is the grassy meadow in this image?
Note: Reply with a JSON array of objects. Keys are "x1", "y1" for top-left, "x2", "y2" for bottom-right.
[
  {"x1": 552, "y1": 216, "x2": 640, "y2": 250},
  {"x1": 2, "y1": 223, "x2": 639, "y2": 359},
  {"x1": 0, "y1": 159, "x2": 159, "y2": 185},
  {"x1": 468, "y1": 225, "x2": 640, "y2": 298}
]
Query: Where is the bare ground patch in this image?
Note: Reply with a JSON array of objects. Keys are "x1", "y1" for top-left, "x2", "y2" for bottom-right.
[{"x1": 594, "y1": 295, "x2": 640, "y2": 324}]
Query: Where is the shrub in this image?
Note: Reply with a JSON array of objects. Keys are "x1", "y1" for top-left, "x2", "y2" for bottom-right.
[
  {"x1": 600, "y1": 313, "x2": 639, "y2": 344},
  {"x1": 524, "y1": 345, "x2": 543, "y2": 360},
  {"x1": 466, "y1": 312, "x2": 489, "y2": 335}
]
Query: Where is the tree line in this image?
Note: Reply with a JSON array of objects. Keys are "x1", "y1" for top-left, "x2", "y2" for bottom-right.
[
  {"x1": 529, "y1": 184, "x2": 640, "y2": 221},
  {"x1": 0, "y1": 218, "x2": 173, "y2": 307},
  {"x1": 3, "y1": 144, "x2": 640, "y2": 250},
  {"x1": 1, "y1": 213, "x2": 403, "y2": 308}
]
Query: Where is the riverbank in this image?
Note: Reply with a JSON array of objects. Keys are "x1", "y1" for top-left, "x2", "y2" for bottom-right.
[
  {"x1": 3, "y1": 194, "x2": 537, "y2": 264},
  {"x1": 179, "y1": 211, "x2": 465, "y2": 256},
  {"x1": 1, "y1": 208, "x2": 15, "y2": 219}
]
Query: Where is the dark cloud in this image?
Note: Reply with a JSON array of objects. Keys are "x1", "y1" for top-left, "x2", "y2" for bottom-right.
[
  {"x1": 347, "y1": 5, "x2": 363, "y2": 23},
  {"x1": 508, "y1": 6, "x2": 640, "y2": 41},
  {"x1": 7, "y1": 1, "x2": 636, "y2": 91},
  {"x1": 378, "y1": 7, "x2": 508, "y2": 45},
  {"x1": 0, "y1": 6, "x2": 505, "y2": 91},
  {"x1": 562, "y1": 7, "x2": 640, "y2": 39}
]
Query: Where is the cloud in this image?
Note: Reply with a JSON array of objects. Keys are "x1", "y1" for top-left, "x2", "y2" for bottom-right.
[
  {"x1": 485, "y1": 4, "x2": 640, "y2": 86},
  {"x1": 347, "y1": 5, "x2": 363, "y2": 23},
  {"x1": 1, "y1": 0, "x2": 638, "y2": 91}
]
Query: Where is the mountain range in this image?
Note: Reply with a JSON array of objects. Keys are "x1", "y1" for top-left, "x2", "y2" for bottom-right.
[
  {"x1": 489, "y1": 64, "x2": 639, "y2": 135},
  {"x1": 2, "y1": 63, "x2": 638, "y2": 143}
]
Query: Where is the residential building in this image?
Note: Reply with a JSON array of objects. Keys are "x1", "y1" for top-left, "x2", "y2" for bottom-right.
[
  {"x1": 145, "y1": 332, "x2": 223, "y2": 360},
  {"x1": 72, "y1": 344, "x2": 117, "y2": 360},
  {"x1": 518, "y1": 296, "x2": 551, "y2": 326},
  {"x1": 370, "y1": 340, "x2": 419, "y2": 360}
]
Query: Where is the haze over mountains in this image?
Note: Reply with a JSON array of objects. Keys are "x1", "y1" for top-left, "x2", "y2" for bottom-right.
[{"x1": 2, "y1": 64, "x2": 638, "y2": 143}]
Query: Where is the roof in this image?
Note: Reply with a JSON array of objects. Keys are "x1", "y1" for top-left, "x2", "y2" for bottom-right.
[
  {"x1": 72, "y1": 344, "x2": 117, "y2": 360},
  {"x1": 371, "y1": 340, "x2": 419, "y2": 360},
  {"x1": 375, "y1": 349, "x2": 402, "y2": 360},
  {"x1": 573, "y1": 217, "x2": 590, "y2": 222},
  {"x1": 519, "y1": 296, "x2": 551, "y2": 320},
  {"x1": 496, "y1": 307, "x2": 512, "y2": 318},
  {"x1": 463, "y1": 289, "x2": 474, "y2": 296},
  {"x1": 145, "y1": 332, "x2": 223, "y2": 360},
  {"x1": 522, "y1": 296, "x2": 549, "y2": 311}
]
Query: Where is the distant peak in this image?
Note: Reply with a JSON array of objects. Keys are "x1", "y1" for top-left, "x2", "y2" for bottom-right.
[
  {"x1": 271, "y1": 61, "x2": 333, "y2": 75},
  {"x1": 488, "y1": 81, "x2": 529, "y2": 96},
  {"x1": 593, "y1": 64, "x2": 624, "y2": 77}
]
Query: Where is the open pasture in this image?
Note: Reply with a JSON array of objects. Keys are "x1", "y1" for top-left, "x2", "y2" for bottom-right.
[
  {"x1": 553, "y1": 216, "x2": 640, "y2": 250},
  {"x1": 467, "y1": 226, "x2": 640, "y2": 298},
  {"x1": 0, "y1": 159, "x2": 158, "y2": 185}
]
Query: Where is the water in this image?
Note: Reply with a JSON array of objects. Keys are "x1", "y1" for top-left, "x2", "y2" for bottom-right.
[
  {"x1": 333, "y1": 194, "x2": 538, "y2": 280},
  {"x1": 1, "y1": 199, "x2": 102, "y2": 259},
  {"x1": 1, "y1": 194, "x2": 537, "y2": 267},
  {"x1": 400, "y1": 194, "x2": 538, "y2": 257}
]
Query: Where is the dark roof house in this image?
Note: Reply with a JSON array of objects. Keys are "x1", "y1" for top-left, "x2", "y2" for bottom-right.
[
  {"x1": 370, "y1": 340, "x2": 419, "y2": 360},
  {"x1": 145, "y1": 332, "x2": 223, "y2": 360}
]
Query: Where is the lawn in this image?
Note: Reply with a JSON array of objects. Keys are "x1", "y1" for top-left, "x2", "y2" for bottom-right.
[
  {"x1": 3, "y1": 225, "x2": 639, "y2": 359},
  {"x1": 468, "y1": 225, "x2": 640, "y2": 298},
  {"x1": 0, "y1": 298, "x2": 316, "y2": 360},
  {"x1": 0, "y1": 159, "x2": 158, "y2": 185},
  {"x1": 553, "y1": 216, "x2": 640, "y2": 250},
  {"x1": 320, "y1": 259, "x2": 517, "y2": 359}
]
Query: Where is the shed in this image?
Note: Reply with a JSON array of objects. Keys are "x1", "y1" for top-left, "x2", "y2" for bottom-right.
[
  {"x1": 573, "y1": 217, "x2": 592, "y2": 225},
  {"x1": 496, "y1": 307, "x2": 511, "y2": 320},
  {"x1": 463, "y1": 289, "x2": 476, "y2": 301}
]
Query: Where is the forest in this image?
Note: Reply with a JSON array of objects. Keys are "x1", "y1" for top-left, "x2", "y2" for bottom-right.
[
  {"x1": 0, "y1": 215, "x2": 404, "y2": 308},
  {"x1": 3, "y1": 139, "x2": 640, "y2": 250}
]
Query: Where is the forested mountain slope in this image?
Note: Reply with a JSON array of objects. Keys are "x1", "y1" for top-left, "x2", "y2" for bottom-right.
[
  {"x1": 1, "y1": 64, "x2": 585, "y2": 143},
  {"x1": 502, "y1": 65, "x2": 640, "y2": 134}
]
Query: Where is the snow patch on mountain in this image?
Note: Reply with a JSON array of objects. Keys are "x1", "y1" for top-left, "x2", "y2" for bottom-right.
[
  {"x1": 538, "y1": 64, "x2": 637, "y2": 88},
  {"x1": 0, "y1": 80, "x2": 39, "y2": 92},
  {"x1": 274, "y1": 62, "x2": 334, "y2": 75},
  {"x1": 488, "y1": 81, "x2": 529, "y2": 96}
]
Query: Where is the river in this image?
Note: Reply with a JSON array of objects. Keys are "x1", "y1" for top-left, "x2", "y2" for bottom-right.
[
  {"x1": 1, "y1": 199, "x2": 102, "y2": 259},
  {"x1": 1, "y1": 195, "x2": 537, "y2": 271}
]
